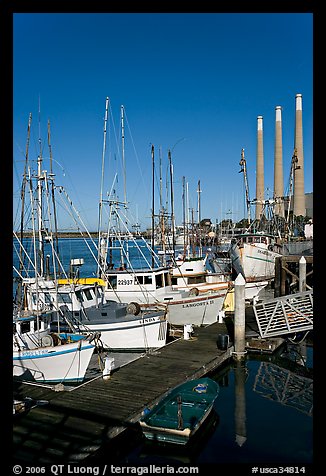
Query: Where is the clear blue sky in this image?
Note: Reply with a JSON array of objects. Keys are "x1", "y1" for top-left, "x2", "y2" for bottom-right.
[{"x1": 13, "y1": 13, "x2": 313, "y2": 232}]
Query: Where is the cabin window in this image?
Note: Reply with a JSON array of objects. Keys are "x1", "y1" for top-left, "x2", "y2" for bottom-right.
[
  {"x1": 247, "y1": 237, "x2": 253, "y2": 243},
  {"x1": 136, "y1": 276, "x2": 144, "y2": 285},
  {"x1": 144, "y1": 276, "x2": 152, "y2": 285},
  {"x1": 84, "y1": 289, "x2": 93, "y2": 301},
  {"x1": 254, "y1": 237, "x2": 261, "y2": 243},
  {"x1": 164, "y1": 272, "x2": 171, "y2": 286},
  {"x1": 34, "y1": 318, "x2": 43, "y2": 331},
  {"x1": 261, "y1": 237, "x2": 267, "y2": 244},
  {"x1": 171, "y1": 277, "x2": 178, "y2": 286},
  {"x1": 58, "y1": 293, "x2": 73, "y2": 304},
  {"x1": 156, "y1": 274, "x2": 163, "y2": 288},
  {"x1": 107, "y1": 276, "x2": 117, "y2": 289},
  {"x1": 20, "y1": 321, "x2": 31, "y2": 333}
]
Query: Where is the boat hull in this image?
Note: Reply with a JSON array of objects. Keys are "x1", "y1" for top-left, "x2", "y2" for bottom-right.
[
  {"x1": 232, "y1": 242, "x2": 281, "y2": 281},
  {"x1": 140, "y1": 377, "x2": 219, "y2": 445},
  {"x1": 77, "y1": 314, "x2": 168, "y2": 351},
  {"x1": 13, "y1": 338, "x2": 95, "y2": 383},
  {"x1": 165, "y1": 292, "x2": 225, "y2": 326}
]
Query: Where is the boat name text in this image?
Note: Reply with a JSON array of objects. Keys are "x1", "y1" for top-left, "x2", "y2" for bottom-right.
[{"x1": 182, "y1": 300, "x2": 215, "y2": 309}]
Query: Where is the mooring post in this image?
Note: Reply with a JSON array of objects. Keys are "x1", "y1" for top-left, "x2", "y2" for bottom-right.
[
  {"x1": 233, "y1": 273, "x2": 247, "y2": 361},
  {"x1": 299, "y1": 256, "x2": 306, "y2": 292}
]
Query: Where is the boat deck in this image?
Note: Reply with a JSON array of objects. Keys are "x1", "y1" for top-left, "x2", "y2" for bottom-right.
[{"x1": 13, "y1": 321, "x2": 232, "y2": 463}]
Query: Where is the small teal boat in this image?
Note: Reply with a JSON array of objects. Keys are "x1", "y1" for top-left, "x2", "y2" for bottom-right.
[{"x1": 139, "y1": 377, "x2": 219, "y2": 445}]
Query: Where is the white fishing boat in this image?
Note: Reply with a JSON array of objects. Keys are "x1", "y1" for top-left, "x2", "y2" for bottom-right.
[
  {"x1": 57, "y1": 300, "x2": 168, "y2": 351},
  {"x1": 93, "y1": 101, "x2": 226, "y2": 327},
  {"x1": 171, "y1": 254, "x2": 268, "y2": 302},
  {"x1": 13, "y1": 311, "x2": 97, "y2": 384},
  {"x1": 230, "y1": 232, "x2": 282, "y2": 282},
  {"x1": 100, "y1": 264, "x2": 226, "y2": 327},
  {"x1": 13, "y1": 111, "x2": 168, "y2": 354}
]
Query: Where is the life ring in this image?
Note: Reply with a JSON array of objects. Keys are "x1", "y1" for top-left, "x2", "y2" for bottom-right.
[
  {"x1": 126, "y1": 301, "x2": 141, "y2": 316},
  {"x1": 189, "y1": 287, "x2": 199, "y2": 296}
]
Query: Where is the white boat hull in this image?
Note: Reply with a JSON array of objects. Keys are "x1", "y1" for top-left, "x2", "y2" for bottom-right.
[
  {"x1": 78, "y1": 315, "x2": 168, "y2": 350},
  {"x1": 232, "y1": 243, "x2": 281, "y2": 281},
  {"x1": 104, "y1": 288, "x2": 226, "y2": 326},
  {"x1": 164, "y1": 292, "x2": 226, "y2": 326},
  {"x1": 13, "y1": 338, "x2": 95, "y2": 383}
]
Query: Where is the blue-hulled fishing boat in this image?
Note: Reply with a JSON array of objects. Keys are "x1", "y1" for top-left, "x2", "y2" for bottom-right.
[{"x1": 139, "y1": 377, "x2": 219, "y2": 445}]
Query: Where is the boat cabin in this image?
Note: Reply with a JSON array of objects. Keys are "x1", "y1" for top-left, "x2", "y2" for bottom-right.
[
  {"x1": 22, "y1": 279, "x2": 104, "y2": 312},
  {"x1": 105, "y1": 267, "x2": 171, "y2": 292}
]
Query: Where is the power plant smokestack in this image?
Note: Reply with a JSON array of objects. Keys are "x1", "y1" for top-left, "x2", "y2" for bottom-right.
[
  {"x1": 293, "y1": 93, "x2": 305, "y2": 216},
  {"x1": 274, "y1": 106, "x2": 284, "y2": 217},
  {"x1": 255, "y1": 115, "x2": 264, "y2": 219}
]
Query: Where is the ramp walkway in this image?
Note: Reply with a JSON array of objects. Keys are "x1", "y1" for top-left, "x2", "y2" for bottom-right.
[{"x1": 253, "y1": 290, "x2": 313, "y2": 338}]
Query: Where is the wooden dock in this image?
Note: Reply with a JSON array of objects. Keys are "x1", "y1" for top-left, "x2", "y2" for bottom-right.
[{"x1": 13, "y1": 321, "x2": 233, "y2": 463}]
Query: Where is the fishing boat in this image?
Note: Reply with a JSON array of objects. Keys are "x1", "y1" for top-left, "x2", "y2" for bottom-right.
[
  {"x1": 12, "y1": 114, "x2": 102, "y2": 384},
  {"x1": 230, "y1": 231, "x2": 282, "y2": 282},
  {"x1": 52, "y1": 300, "x2": 168, "y2": 351},
  {"x1": 93, "y1": 103, "x2": 227, "y2": 327},
  {"x1": 171, "y1": 254, "x2": 268, "y2": 303},
  {"x1": 13, "y1": 310, "x2": 98, "y2": 383},
  {"x1": 139, "y1": 377, "x2": 219, "y2": 445}
]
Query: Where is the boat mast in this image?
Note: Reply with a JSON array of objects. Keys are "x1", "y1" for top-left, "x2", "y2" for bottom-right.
[
  {"x1": 36, "y1": 102, "x2": 44, "y2": 277},
  {"x1": 121, "y1": 105, "x2": 127, "y2": 207},
  {"x1": 16, "y1": 113, "x2": 32, "y2": 306},
  {"x1": 168, "y1": 149, "x2": 176, "y2": 254},
  {"x1": 47, "y1": 119, "x2": 60, "y2": 276},
  {"x1": 239, "y1": 148, "x2": 251, "y2": 225},
  {"x1": 197, "y1": 179, "x2": 202, "y2": 257},
  {"x1": 182, "y1": 176, "x2": 186, "y2": 257},
  {"x1": 151, "y1": 144, "x2": 155, "y2": 267},
  {"x1": 286, "y1": 148, "x2": 299, "y2": 237},
  {"x1": 98, "y1": 97, "x2": 109, "y2": 277}
]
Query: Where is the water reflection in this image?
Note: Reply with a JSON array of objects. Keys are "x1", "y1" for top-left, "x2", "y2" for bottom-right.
[
  {"x1": 233, "y1": 360, "x2": 247, "y2": 447},
  {"x1": 119, "y1": 340, "x2": 312, "y2": 466}
]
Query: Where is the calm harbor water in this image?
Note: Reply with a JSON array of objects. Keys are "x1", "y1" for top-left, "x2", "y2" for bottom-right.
[
  {"x1": 12, "y1": 237, "x2": 314, "y2": 468},
  {"x1": 91, "y1": 341, "x2": 312, "y2": 467}
]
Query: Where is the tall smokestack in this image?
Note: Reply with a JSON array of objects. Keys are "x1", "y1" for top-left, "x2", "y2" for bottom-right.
[
  {"x1": 293, "y1": 94, "x2": 305, "y2": 216},
  {"x1": 255, "y1": 115, "x2": 264, "y2": 219},
  {"x1": 274, "y1": 106, "x2": 284, "y2": 217}
]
